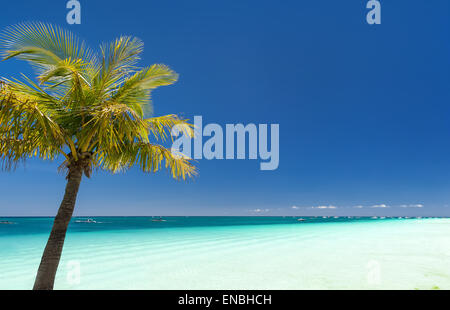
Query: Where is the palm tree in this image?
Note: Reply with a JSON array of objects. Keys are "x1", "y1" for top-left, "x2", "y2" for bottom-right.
[{"x1": 0, "y1": 23, "x2": 196, "y2": 290}]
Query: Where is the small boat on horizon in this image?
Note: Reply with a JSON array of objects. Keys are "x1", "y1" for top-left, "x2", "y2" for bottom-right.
[
  {"x1": 297, "y1": 218, "x2": 306, "y2": 222},
  {"x1": 75, "y1": 218, "x2": 97, "y2": 223},
  {"x1": 0, "y1": 220, "x2": 14, "y2": 225},
  {"x1": 151, "y1": 217, "x2": 167, "y2": 222}
]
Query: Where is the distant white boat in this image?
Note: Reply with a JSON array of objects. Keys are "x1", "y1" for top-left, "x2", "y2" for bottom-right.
[
  {"x1": 75, "y1": 218, "x2": 97, "y2": 223},
  {"x1": 151, "y1": 217, "x2": 167, "y2": 222},
  {"x1": 371, "y1": 216, "x2": 378, "y2": 219},
  {"x1": 297, "y1": 218, "x2": 306, "y2": 222}
]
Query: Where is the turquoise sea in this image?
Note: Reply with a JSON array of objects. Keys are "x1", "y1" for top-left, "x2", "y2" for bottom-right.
[{"x1": 0, "y1": 216, "x2": 449, "y2": 290}]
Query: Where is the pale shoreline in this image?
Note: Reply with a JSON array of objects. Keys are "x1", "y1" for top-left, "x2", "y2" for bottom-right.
[{"x1": 1, "y1": 218, "x2": 449, "y2": 290}]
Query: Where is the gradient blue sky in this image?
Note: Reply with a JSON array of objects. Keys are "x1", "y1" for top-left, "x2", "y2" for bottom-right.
[{"x1": 1, "y1": 1, "x2": 449, "y2": 216}]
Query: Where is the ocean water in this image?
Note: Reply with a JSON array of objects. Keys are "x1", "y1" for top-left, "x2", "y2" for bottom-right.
[{"x1": 0, "y1": 216, "x2": 449, "y2": 290}]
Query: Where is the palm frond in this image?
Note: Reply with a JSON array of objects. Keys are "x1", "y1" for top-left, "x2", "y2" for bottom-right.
[
  {"x1": 0, "y1": 22, "x2": 98, "y2": 83},
  {"x1": 98, "y1": 142, "x2": 196, "y2": 180},
  {"x1": 0, "y1": 83, "x2": 65, "y2": 169},
  {"x1": 109, "y1": 64, "x2": 178, "y2": 117},
  {"x1": 93, "y1": 36, "x2": 144, "y2": 98},
  {"x1": 77, "y1": 103, "x2": 149, "y2": 152},
  {"x1": 146, "y1": 114, "x2": 194, "y2": 142}
]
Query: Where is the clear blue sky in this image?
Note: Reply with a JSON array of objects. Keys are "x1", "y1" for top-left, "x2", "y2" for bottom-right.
[{"x1": 1, "y1": 1, "x2": 449, "y2": 216}]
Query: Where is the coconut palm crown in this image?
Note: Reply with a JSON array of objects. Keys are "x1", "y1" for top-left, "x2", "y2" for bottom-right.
[
  {"x1": 0, "y1": 22, "x2": 196, "y2": 290},
  {"x1": 0, "y1": 22, "x2": 195, "y2": 178}
]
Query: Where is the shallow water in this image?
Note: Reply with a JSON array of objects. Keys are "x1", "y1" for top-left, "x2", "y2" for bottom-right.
[{"x1": 0, "y1": 217, "x2": 449, "y2": 289}]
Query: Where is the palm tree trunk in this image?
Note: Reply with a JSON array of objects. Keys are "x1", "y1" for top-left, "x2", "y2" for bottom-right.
[{"x1": 33, "y1": 166, "x2": 83, "y2": 290}]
